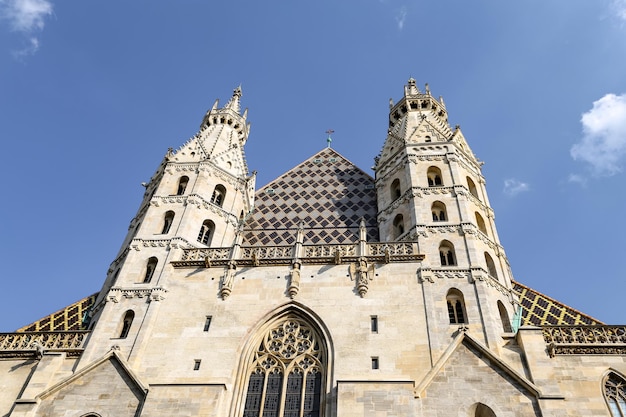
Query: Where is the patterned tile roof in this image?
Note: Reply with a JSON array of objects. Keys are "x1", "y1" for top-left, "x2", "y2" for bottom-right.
[
  {"x1": 513, "y1": 281, "x2": 603, "y2": 326},
  {"x1": 16, "y1": 293, "x2": 98, "y2": 332},
  {"x1": 243, "y1": 148, "x2": 379, "y2": 246}
]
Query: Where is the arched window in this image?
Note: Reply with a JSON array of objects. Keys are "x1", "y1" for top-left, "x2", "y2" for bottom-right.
[
  {"x1": 439, "y1": 240, "x2": 456, "y2": 266},
  {"x1": 484, "y1": 252, "x2": 497, "y2": 279},
  {"x1": 119, "y1": 310, "x2": 135, "y2": 339},
  {"x1": 498, "y1": 301, "x2": 512, "y2": 333},
  {"x1": 446, "y1": 289, "x2": 467, "y2": 324},
  {"x1": 197, "y1": 220, "x2": 215, "y2": 245},
  {"x1": 242, "y1": 316, "x2": 326, "y2": 417},
  {"x1": 427, "y1": 166, "x2": 443, "y2": 187},
  {"x1": 143, "y1": 257, "x2": 158, "y2": 283},
  {"x1": 393, "y1": 214, "x2": 404, "y2": 239},
  {"x1": 470, "y1": 403, "x2": 497, "y2": 417},
  {"x1": 467, "y1": 177, "x2": 479, "y2": 198},
  {"x1": 390, "y1": 178, "x2": 401, "y2": 201},
  {"x1": 211, "y1": 184, "x2": 226, "y2": 207},
  {"x1": 161, "y1": 210, "x2": 175, "y2": 234},
  {"x1": 475, "y1": 212, "x2": 487, "y2": 234},
  {"x1": 605, "y1": 372, "x2": 626, "y2": 417},
  {"x1": 176, "y1": 176, "x2": 189, "y2": 195},
  {"x1": 431, "y1": 201, "x2": 447, "y2": 221}
]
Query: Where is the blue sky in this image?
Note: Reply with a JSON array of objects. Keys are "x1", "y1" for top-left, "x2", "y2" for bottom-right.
[{"x1": 1, "y1": 1, "x2": 626, "y2": 331}]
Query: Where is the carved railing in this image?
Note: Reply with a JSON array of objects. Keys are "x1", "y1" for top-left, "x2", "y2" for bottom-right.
[
  {"x1": 0, "y1": 331, "x2": 90, "y2": 359},
  {"x1": 173, "y1": 241, "x2": 424, "y2": 268},
  {"x1": 543, "y1": 326, "x2": 626, "y2": 357}
]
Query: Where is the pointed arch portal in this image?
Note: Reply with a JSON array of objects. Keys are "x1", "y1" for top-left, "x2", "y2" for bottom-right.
[{"x1": 238, "y1": 307, "x2": 330, "y2": 417}]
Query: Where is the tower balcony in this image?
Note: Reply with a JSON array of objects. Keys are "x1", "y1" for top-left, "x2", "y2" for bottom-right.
[{"x1": 0, "y1": 331, "x2": 89, "y2": 359}]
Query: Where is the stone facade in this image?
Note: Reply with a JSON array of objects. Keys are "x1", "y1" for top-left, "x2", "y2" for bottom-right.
[{"x1": 1, "y1": 81, "x2": 625, "y2": 417}]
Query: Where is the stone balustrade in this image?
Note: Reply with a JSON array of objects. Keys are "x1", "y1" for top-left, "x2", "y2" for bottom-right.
[
  {"x1": 542, "y1": 326, "x2": 626, "y2": 357},
  {"x1": 173, "y1": 241, "x2": 423, "y2": 268},
  {"x1": 0, "y1": 331, "x2": 89, "y2": 358}
]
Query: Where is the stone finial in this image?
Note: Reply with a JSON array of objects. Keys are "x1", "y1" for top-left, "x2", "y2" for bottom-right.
[
  {"x1": 224, "y1": 86, "x2": 243, "y2": 113},
  {"x1": 405, "y1": 77, "x2": 420, "y2": 96}
]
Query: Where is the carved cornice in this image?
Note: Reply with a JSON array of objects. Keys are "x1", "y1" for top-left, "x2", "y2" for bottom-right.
[
  {"x1": 471, "y1": 268, "x2": 512, "y2": 297},
  {"x1": 185, "y1": 193, "x2": 239, "y2": 226},
  {"x1": 107, "y1": 287, "x2": 168, "y2": 303},
  {"x1": 198, "y1": 163, "x2": 248, "y2": 191},
  {"x1": 165, "y1": 163, "x2": 200, "y2": 174},
  {"x1": 543, "y1": 326, "x2": 626, "y2": 357},
  {"x1": 131, "y1": 238, "x2": 172, "y2": 251}
]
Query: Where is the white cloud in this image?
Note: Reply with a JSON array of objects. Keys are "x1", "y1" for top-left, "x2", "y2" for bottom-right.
[
  {"x1": 570, "y1": 93, "x2": 626, "y2": 177},
  {"x1": 395, "y1": 6, "x2": 407, "y2": 30},
  {"x1": 612, "y1": 0, "x2": 626, "y2": 21},
  {"x1": 0, "y1": 0, "x2": 52, "y2": 57},
  {"x1": 503, "y1": 179, "x2": 529, "y2": 196},
  {"x1": 0, "y1": 0, "x2": 52, "y2": 32},
  {"x1": 567, "y1": 173, "x2": 588, "y2": 187}
]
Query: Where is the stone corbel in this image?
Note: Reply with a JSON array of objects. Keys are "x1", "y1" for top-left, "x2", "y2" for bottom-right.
[
  {"x1": 418, "y1": 267, "x2": 434, "y2": 283},
  {"x1": 150, "y1": 287, "x2": 168, "y2": 302}
]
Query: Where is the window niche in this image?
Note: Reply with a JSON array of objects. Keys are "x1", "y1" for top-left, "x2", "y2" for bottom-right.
[
  {"x1": 427, "y1": 166, "x2": 443, "y2": 187},
  {"x1": 431, "y1": 201, "x2": 447, "y2": 221},
  {"x1": 197, "y1": 220, "x2": 215, "y2": 245},
  {"x1": 446, "y1": 289, "x2": 467, "y2": 324},
  {"x1": 211, "y1": 184, "x2": 226, "y2": 207},
  {"x1": 176, "y1": 176, "x2": 189, "y2": 195}
]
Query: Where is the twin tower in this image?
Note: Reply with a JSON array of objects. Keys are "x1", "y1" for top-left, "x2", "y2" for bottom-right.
[{"x1": 13, "y1": 79, "x2": 575, "y2": 417}]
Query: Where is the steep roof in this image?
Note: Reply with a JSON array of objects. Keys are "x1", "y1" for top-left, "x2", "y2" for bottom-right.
[
  {"x1": 16, "y1": 293, "x2": 98, "y2": 332},
  {"x1": 513, "y1": 281, "x2": 603, "y2": 326},
  {"x1": 242, "y1": 148, "x2": 379, "y2": 246}
]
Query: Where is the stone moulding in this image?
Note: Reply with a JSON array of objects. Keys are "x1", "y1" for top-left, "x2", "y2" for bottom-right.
[
  {"x1": 543, "y1": 326, "x2": 626, "y2": 357},
  {"x1": 107, "y1": 287, "x2": 168, "y2": 303},
  {"x1": 0, "y1": 331, "x2": 89, "y2": 359},
  {"x1": 172, "y1": 242, "x2": 424, "y2": 268}
]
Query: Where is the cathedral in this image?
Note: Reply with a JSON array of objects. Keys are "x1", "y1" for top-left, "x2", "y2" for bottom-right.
[{"x1": 1, "y1": 79, "x2": 625, "y2": 417}]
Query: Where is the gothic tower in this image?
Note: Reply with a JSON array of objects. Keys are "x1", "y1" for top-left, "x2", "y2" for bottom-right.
[
  {"x1": 374, "y1": 78, "x2": 517, "y2": 353},
  {"x1": 81, "y1": 87, "x2": 256, "y2": 364}
]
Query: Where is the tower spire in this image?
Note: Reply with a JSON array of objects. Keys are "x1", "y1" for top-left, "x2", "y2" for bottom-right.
[{"x1": 224, "y1": 85, "x2": 242, "y2": 113}]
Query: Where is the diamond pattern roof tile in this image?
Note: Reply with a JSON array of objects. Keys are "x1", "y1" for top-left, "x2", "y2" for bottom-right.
[{"x1": 243, "y1": 148, "x2": 379, "y2": 246}]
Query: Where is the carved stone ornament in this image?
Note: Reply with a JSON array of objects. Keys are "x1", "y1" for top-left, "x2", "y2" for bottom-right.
[
  {"x1": 107, "y1": 287, "x2": 168, "y2": 303},
  {"x1": 349, "y1": 258, "x2": 375, "y2": 297},
  {"x1": 288, "y1": 262, "x2": 302, "y2": 299},
  {"x1": 219, "y1": 262, "x2": 237, "y2": 300}
]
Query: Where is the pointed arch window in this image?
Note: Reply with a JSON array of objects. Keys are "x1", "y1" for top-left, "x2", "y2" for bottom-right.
[
  {"x1": 197, "y1": 220, "x2": 215, "y2": 245},
  {"x1": 467, "y1": 177, "x2": 479, "y2": 198},
  {"x1": 472, "y1": 403, "x2": 497, "y2": 417},
  {"x1": 390, "y1": 178, "x2": 402, "y2": 201},
  {"x1": 475, "y1": 212, "x2": 487, "y2": 235},
  {"x1": 446, "y1": 289, "x2": 467, "y2": 324},
  {"x1": 161, "y1": 210, "x2": 175, "y2": 234},
  {"x1": 439, "y1": 240, "x2": 456, "y2": 266},
  {"x1": 211, "y1": 184, "x2": 227, "y2": 207},
  {"x1": 497, "y1": 301, "x2": 512, "y2": 333},
  {"x1": 143, "y1": 257, "x2": 158, "y2": 283},
  {"x1": 393, "y1": 214, "x2": 405, "y2": 239},
  {"x1": 427, "y1": 166, "x2": 443, "y2": 187},
  {"x1": 176, "y1": 176, "x2": 189, "y2": 195},
  {"x1": 484, "y1": 252, "x2": 498, "y2": 279},
  {"x1": 118, "y1": 310, "x2": 135, "y2": 339},
  {"x1": 242, "y1": 317, "x2": 326, "y2": 417},
  {"x1": 605, "y1": 372, "x2": 626, "y2": 417},
  {"x1": 431, "y1": 201, "x2": 447, "y2": 221}
]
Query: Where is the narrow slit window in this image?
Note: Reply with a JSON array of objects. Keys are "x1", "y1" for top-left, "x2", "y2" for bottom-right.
[
  {"x1": 370, "y1": 316, "x2": 378, "y2": 333},
  {"x1": 204, "y1": 316, "x2": 212, "y2": 332},
  {"x1": 371, "y1": 357, "x2": 379, "y2": 369},
  {"x1": 194, "y1": 360, "x2": 201, "y2": 370}
]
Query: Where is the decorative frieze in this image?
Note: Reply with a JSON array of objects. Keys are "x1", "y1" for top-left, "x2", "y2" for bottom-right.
[
  {"x1": 543, "y1": 326, "x2": 626, "y2": 357},
  {"x1": 107, "y1": 287, "x2": 168, "y2": 303},
  {"x1": 131, "y1": 238, "x2": 171, "y2": 251}
]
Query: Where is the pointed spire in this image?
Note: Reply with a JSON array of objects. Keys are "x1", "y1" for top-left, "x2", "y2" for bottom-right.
[
  {"x1": 224, "y1": 85, "x2": 242, "y2": 113},
  {"x1": 405, "y1": 77, "x2": 420, "y2": 96},
  {"x1": 211, "y1": 99, "x2": 219, "y2": 111}
]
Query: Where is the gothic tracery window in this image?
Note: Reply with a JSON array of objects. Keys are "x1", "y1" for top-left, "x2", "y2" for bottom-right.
[
  {"x1": 605, "y1": 372, "x2": 626, "y2": 417},
  {"x1": 243, "y1": 317, "x2": 325, "y2": 417},
  {"x1": 176, "y1": 176, "x2": 189, "y2": 195}
]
